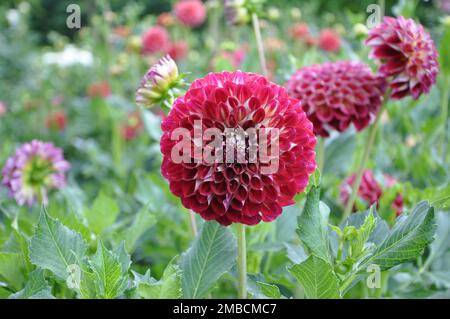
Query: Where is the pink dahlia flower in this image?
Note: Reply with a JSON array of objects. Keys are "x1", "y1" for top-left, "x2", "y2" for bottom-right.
[
  {"x1": 174, "y1": 0, "x2": 207, "y2": 27},
  {"x1": 167, "y1": 41, "x2": 189, "y2": 61},
  {"x1": 46, "y1": 111, "x2": 68, "y2": 132},
  {"x1": 365, "y1": 16, "x2": 439, "y2": 100},
  {"x1": 0, "y1": 101, "x2": 7, "y2": 117},
  {"x1": 318, "y1": 29, "x2": 341, "y2": 52},
  {"x1": 142, "y1": 26, "x2": 170, "y2": 54},
  {"x1": 2, "y1": 140, "x2": 70, "y2": 206},
  {"x1": 286, "y1": 61, "x2": 387, "y2": 137},
  {"x1": 160, "y1": 71, "x2": 316, "y2": 226},
  {"x1": 340, "y1": 170, "x2": 404, "y2": 216}
]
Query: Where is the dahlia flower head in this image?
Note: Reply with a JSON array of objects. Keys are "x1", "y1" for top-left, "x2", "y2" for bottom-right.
[
  {"x1": 1, "y1": 140, "x2": 70, "y2": 206},
  {"x1": 136, "y1": 55, "x2": 181, "y2": 109},
  {"x1": 365, "y1": 16, "x2": 439, "y2": 100},
  {"x1": 318, "y1": 29, "x2": 341, "y2": 52},
  {"x1": 174, "y1": 0, "x2": 207, "y2": 27},
  {"x1": 160, "y1": 71, "x2": 317, "y2": 226},
  {"x1": 340, "y1": 170, "x2": 403, "y2": 216},
  {"x1": 142, "y1": 26, "x2": 170, "y2": 54},
  {"x1": 286, "y1": 61, "x2": 387, "y2": 137}
]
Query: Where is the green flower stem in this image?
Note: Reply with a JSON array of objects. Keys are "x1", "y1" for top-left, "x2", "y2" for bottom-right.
[
  {"x1": 251, "y1": 13, "x2": 268, "y2": 77},
  {"x1": 112, "y1": 121, "x2": 124, "y2": 177},
  {"x1": 188, "y1": 210, "x2": 198, "y2": 237},
  {"x1": 341, "y1": 90, "x2": 390, "y2": 224},
  {"x1": 317, "y1": 137, "x2": 325, "y2": 174},
  {"x1": 440, "y1": 77, "x2": 450, "y2": 162},
  {"x1": 237, "y1": 223, "x2": 247, "y2": 299}
]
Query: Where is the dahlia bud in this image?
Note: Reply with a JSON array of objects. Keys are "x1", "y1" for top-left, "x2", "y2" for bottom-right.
[
  {"x1": 267, "y1": 7, "x2": 280, "y2": 21},
  {"x1": 224, "y1": 0, "x2": 251, "y2": 26},
  {"x1": 365, "y1": 16, "x2": 439, "y2": 100},
  {"x1": 353, "y1": 23, "x2": 369, "y2": 37},
  {"x1": 441, "y1": 16, "x2": 450, "y2": 27},
  {"x1": 290, "y1": 8, "x2": 301, "y2": 20},
  {"x1": 136, "y1": 55, "x2": 182, "y2": 109}
]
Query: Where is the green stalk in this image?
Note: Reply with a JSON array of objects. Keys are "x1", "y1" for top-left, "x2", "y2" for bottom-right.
[
  {"x1": 251, "y1": 13, "x2": 268, "y2": 77},
  {"x1": 341, "y1": 90, "x2": 390, "y2": 223},
  {"x1": 440, "y1": 77, "x2": 450, "y2": 162},
  {"x1": 317, "y1": 137, "x2": 325, "y2": 173},
  {"x1": 188, "y1": 210, "x2": 198, "y2": 237},
  {"x1": 237, "y1": 223, "x2": 247, "y2": 299}
]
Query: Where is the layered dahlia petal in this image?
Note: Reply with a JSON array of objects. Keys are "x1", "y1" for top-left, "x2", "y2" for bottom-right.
[
  {"x1": 365, "y1": 16, "x2": 439, "y2": 100},
  {"x1": 286, "y1": 61, "x2": 387, "y2": 137},
  {"x1": 160, "y1": 71, "x2": 316, "y2": 226},
  {"x1": 141, "y1": 26, "x2": 170, "y2": 54},
  {"x1": 1, "y1": 140, "x2": 70, "y2": 206}
]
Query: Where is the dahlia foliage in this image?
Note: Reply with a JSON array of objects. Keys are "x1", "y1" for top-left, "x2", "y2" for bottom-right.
[
  {"x1": 160, "y1": 71, "x2": 316, "y2": 225},
  {"x1": 366, "y1": 16, "x2": 439, "y2": 100},
  {"x1": 286, "y1": 61, "x2": 387, "y2": 137},
  {"x1": 1, "y1": 140, "x2": 70, "y2": 206}
]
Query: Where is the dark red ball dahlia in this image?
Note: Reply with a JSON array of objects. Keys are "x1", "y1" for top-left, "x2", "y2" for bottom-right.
[
  {"x1": 286, "y1": 61, "x2": 387, "y2": 137},
  {"x1": 340, "y1": 170, "x2": 404, "y2": 216},
  {"x1": 365, "y1": 16, "x2": 439, "y2": 100},
  {"x1": 160, "y1": 71, "x2": 317, "y2": 226}
]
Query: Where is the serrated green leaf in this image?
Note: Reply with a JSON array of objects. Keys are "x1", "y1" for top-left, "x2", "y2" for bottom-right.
[
  {"x1": 84, "y1": 192, "x2": 119, "y2": 235},
  {"x1": 350, "y1": 209, "x2": 377, "y2": 259},
  {"x1": 181, "y1": 221, "x2": 237, "y2": 299},
  {"x1": 9, "y1": 269, "x2": 54, "y2": 299},
  {"x1": 342, "y1": 208, "x2": 389, "y2": 245},
  {"x1": 138, "y1": 259, "x2": 181, "y2": 299},
  {"x1": 256, "y1": 282, "x2": 281, "y2": 299},
  {"x1": 360, "y1": 202, "x2": 436, "y2": 270},
  {"x1": 29, "y1": 209, "x2": 88, "y2": 280},
  {"x1": 297, "y1": 187, "x2": 331, "y2": 262},
  {"x1": 289, "y1": 255, "x2": 340, "y2": 299},
  {"x1": 89, "y1": 242, "x2": 129, "y2": 299}
]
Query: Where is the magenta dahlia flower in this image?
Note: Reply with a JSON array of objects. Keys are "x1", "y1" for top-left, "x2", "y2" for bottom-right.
[
  {"x1": 160, "y1": 71, "x2": 316, "y2": 226},
  {"x1": 286, "y1": 61, "x2": 387, "y2": 137},
  {"x1": 340, "y1": 170, "x2": 403, "y2": 216},
  {"x1": 142, "y1": 26, "x2": 170, "y2": 54},
  {"x1": 1, "y1": 140, "x2": 70, "y2": 206},
  {"x1": 365, "y1": 16, "x2": 439, "y2": 100},
  {"x1": 174, "y1": 0, "x2": 206, "y2": 27}
]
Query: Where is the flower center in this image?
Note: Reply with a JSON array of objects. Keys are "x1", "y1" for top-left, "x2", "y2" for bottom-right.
[{"x1": 23, "y1": 156, "x2": 55, "y2": 187}]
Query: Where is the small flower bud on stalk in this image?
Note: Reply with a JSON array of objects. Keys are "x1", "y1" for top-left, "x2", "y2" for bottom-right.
[{"x1": 136, "y1": 55, "x2": 184, "y2": 110}]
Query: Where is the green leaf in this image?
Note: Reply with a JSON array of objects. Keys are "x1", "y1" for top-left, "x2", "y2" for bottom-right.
[
  {"x1": 360, "y1": 202, "x2": 436, "y2": 270},
  {"x1": 116, "y1": 203, "x2": 156, "y2": 252},
  {"x1": 289, "y1": 255, "x2": 340, "y2": 299},
  {"x1": 181, "y1": 221, "x2": 237, "y2": 299},
  {"x1": 256, "y1": 282, "x2": 281, "y2": 299},
  {"x1": 0, "y1": 252, "x2": 26, "y2": 290},
  {"x1": 342, "y1": 209, "x2": 389, "y2": 245},
  {"x1": 29, "y1": 209, "x2": 88, "y2": 280},
  {"x1": 349, "y1": 209, "x2": 377, "y2": 259},
  {"x1": 297, "y1": 187, "x2": 331, "y2": 262},
  {"x1": 137, "y1": 259, "x2": 181, "y2": 299},
  {"x1": 88, "y1": 242, "x2": 129, "y2": 299},
  {"x1": 9, "y1": 269, "x2": 54, "y2": 299},
  {"x1": 84, "y1": 192, "x2": 120, "y2": 235}
]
